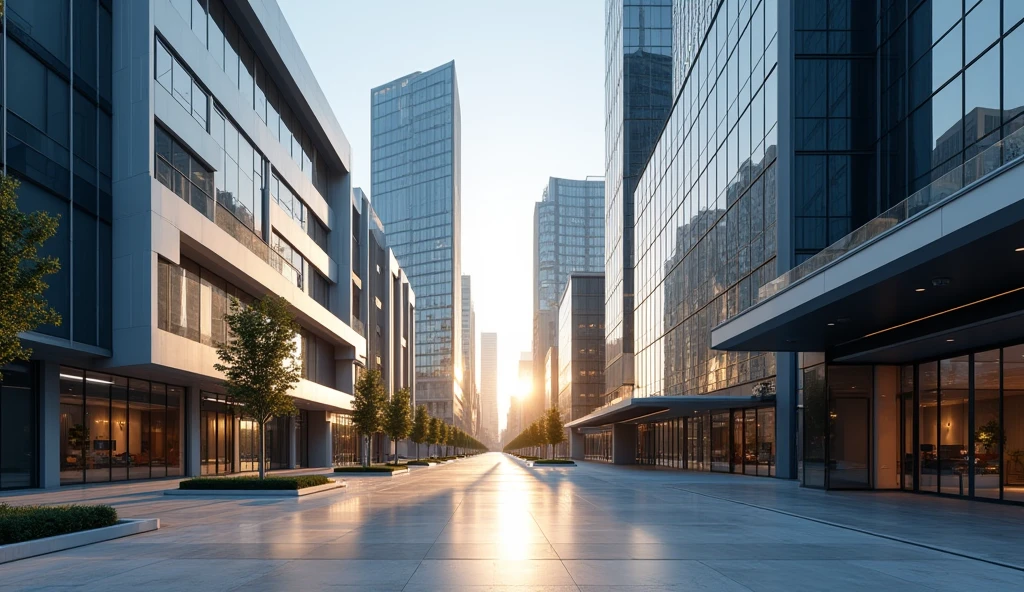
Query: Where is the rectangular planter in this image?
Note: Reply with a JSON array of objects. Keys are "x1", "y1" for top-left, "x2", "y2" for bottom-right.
[
  {"x1": 165, "y1": 480, "x2": 346, "y2": 496},
  {"x1": 527, "y1": 461, "x2": 577, "y2": 468},
  {"x1": 334, "y1": 469, "x2": 409, "y2": 477},
  {"x1": 0, "y1": 518, "x2": 159, "y2": 565}
]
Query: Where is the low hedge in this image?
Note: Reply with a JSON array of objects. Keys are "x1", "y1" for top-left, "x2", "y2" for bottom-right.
[
  {"x1": 407, "y1": 460, "x2": 432, "y2": 466},
  {"x1": 178, "y1": 475, "x2": 331, "y2": 490},
  {"x1": 0, "y1": 503, "x2": 118, "y2": 545},
  {"x1": 533, "y1": 459, "x2": 576, "y2": 465},
  {"x1": 334, "y1": 465, "x2": 408, "y2": 473}
]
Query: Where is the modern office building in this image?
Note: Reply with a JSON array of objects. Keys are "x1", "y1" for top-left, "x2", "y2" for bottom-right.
[
  {"x1": 461, "y1": 275, "x2": 478, "y2": 436},
  {"x1": 370, "y1": 61, "x2": 464, "y2": 429},
  {"x1": 531, "y1": 176, "x2": 604, "y2": 425},
  {"x1": 543, "y1": 347, "x2": 558, "y2": 412},
  {"x1": 480, "y1": 332, "x2": 498, "y2": 447},
  {"x1": 558, "y1": 273, "x2": 606, "y2": 426},
  {"x1": 506, "y1": 395, "x2": 523, "y2": 446},
  {"x1": 353, "y1": 188, "x2": 417, "y2": 461},
  {"x1": 604, "y1": 0, "x2": 675, "y2": 406},
  {"x1": 0, "y1": 0, "x2": 403, "y2": 490},
  {"x1": 575, "y1": 0, "x2": 1024, "y2": 505}
]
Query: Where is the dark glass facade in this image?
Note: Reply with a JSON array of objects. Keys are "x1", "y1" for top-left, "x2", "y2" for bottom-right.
[
  {"x1": 4, "y1": 0, "x2": 114, "y2": 348},
  {"x1": 371, "y1": 62, "x2": 463, "y2": 425},
  {"x1": 0, "y1": 363, "x2": 37, "y2": 490},
  {"x1": 605, "y1": 0, "x2": 675, "y2": 403},
  {"x1": 635, "y1": 409, "x2": 774, "y2": 474},
  {"x1": 557, "y1": 275, "x2": 606, "y2": 422}
]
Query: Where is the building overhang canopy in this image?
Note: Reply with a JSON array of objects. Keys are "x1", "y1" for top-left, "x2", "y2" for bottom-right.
[
  {"x1": 711, "y1": 159, "x2": 1024, "y2": 364},
  {"x1": 566, "y1": 395, "x2": 770, "y2": 429}
]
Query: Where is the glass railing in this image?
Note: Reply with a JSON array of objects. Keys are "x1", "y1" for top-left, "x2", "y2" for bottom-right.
[
  {"x1": 214, "y1": 203, "x2": 299, "y2": 285},
  {"x1": 759, "y1": 125, "x2": 1024, "y2": 301},
  {"x1": 351, "y1": 316, "x2": 366, "y2": 337}
]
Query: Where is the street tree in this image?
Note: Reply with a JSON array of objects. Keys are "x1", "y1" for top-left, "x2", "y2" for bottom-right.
[
  {"x1": 0, "y1": 174, "x2": 61, "y2": 380},
  {"x1": 545, "y1": 407, "x2": 566, "y2": 459},
  {"x1": 428, "y1": 416, "x2": 442, "y2": 458},
  {"x1": 352, "y1": 369, "x2": 387, "y2": 467},
  {"x1": 214, "y1": 294, "x2": 300, "y2": 479},
  {"x1": 410, "y1": 404, "x2": 429, "y2": 460},
  {"x1": 383, "y1": 388, "x2": 413, "y2": 465}
]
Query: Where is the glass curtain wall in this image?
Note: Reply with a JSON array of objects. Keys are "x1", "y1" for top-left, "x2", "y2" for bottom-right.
[
  {"x1": 0, "y1": 363, "x2": 37, "y2": 490},
  {"x1": 60, "y1": 367, "x2": 182, "y2": 485}
]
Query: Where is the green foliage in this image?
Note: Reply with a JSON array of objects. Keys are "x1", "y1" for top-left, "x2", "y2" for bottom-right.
[
  {"x1": 545, "y1": 407, "x2": 566, "y2": 447},
  {"x1": 214, "y1": 295, "x2": 300, "y2": 426},
  {"x1": 334, "y1": 465, "x2": 408, "y2": 473},
  {"x1": 0, "y1": 503, "x2": 117, "y2": 545},
  {"x1": 0, "y1": 174, "x2": 62, "y2": 379},
  {"x1": 384, "y1": 388, "x2": 413, "y2": 451},
  {"x1": 428, "y1": 416, "x2": 442, "y2": 446},
  {"x1": 411, "y1": 405, "x2": 429, "y2": 442},
  {"x1": 178, "y1": 476, "x2": 330, "y2": 490},
  {"x1": 352, "y1": 369, "x2": 386, "y2": 438}
]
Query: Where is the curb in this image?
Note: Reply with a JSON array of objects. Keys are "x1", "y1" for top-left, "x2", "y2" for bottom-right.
[
  {"x1": 166, "y1": 480, "x2": 346, "y2": 496},
  {"x1": 0, "y1": 518, "x2": 159, "y2": 564}
]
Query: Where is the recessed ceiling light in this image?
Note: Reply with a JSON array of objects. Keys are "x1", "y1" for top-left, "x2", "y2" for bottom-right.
[
  {"x1": 1016, "y1": 247, "x2": 1024, "y2": 252},
  {"x1": 946, "y1": 338, "x2": 955, "y2": 342},
  {"x1": 827, "y1": 322, "x2": 835, "y2": 326},
  {"x1": 915, "y1": 288, "x2": 926, "y2": 292}
]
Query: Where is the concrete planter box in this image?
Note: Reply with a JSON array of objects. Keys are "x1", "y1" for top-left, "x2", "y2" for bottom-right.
[
  {"x1": 0, "y1": 518, "x2": 159, "y2": 565},
  {"x1": 336, "y1": 469, "x2": 409, "y2": 477},
  {"x1": 165, "y1": 480, "x2": 346, "y2": 497},
  {"x1": 526, "y1": 461, "x2": 577, "y2": 468}
]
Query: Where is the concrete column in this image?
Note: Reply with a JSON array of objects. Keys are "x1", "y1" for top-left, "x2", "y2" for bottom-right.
[
  {"x1": 775, "y1": 352, "x2": 798, "y2": 479},
  {"x1": 569, "y1": 429, "x2": 585, "y2": 461},
  {"x1": 612, "y1": 423, "x2": 637, "y2": 465},
  {"x1": 307, "y1": 410, "x2": 332, "y2": 468},
  {"x1": 874, "y1": 366, "x2": 901, "y2": 490},
  {"x1": 38, "y1": 361, "x2": 62, "y2": 489},
  {"x1": 185, "y1": 386, "x2": 201, "y2": 477}
]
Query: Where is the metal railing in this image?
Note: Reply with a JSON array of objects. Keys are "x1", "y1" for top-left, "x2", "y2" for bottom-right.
[
  {"x1": 759, "y1": 125, "x2": 1024, "y2": 300},
  {"x1": 351, "y1": 316, "x2": 365, "y2": 337}
]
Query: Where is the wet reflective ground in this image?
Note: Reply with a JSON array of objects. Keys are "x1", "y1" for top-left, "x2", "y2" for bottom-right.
[{"x1": 2, "y1": 453, "x2": 1022, "y2": 590}]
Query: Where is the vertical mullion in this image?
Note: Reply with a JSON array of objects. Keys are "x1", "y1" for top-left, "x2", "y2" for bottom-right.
[
  {"x1": 999, "y1": 348, "x2": 1005, "y2": 500},
  {"x1": 968, "y1": 353, "x2": 975, "y2": 498}
]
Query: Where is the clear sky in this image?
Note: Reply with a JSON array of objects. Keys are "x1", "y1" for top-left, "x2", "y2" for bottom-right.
[{"x1": 278, "y1": 1, "x2": 605, "y2": 431}]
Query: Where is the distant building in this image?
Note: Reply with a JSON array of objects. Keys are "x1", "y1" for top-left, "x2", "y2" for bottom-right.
[
  {"x1": 462, "y1": 276, "x2": 478, "y2": 436},
  {"x1": 371, "y1": 61, "x2": 464, "y2": 428},
  {"x1": 480, "y1": 333, "x2": 499, "y2": 446},
  {"x1": 532, "y1": 177, "x2": 604, "y2": 425},
  {"x1": 558, "y1": 273, "x2": 605, "y2": 422}
]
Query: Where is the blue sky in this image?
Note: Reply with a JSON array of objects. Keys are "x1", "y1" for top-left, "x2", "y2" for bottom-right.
[{"x1": 278, "y1": 1, "x2": 604, "y2": 430}]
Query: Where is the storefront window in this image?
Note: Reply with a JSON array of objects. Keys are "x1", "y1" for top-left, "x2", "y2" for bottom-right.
[
  {"x1": 974, "y1": 350, "x2": 1000, "y2": 499},
  {"x1": 919, "y1": 361, "x2": 939, "y2": 492},
  {"x1": 900, "y1": 365, "x2": 915, "y2": 490},
  {"x1": 939, "y1": 356, "x2": 969, "y2": 495},
  {"x1": 60, "y1": 367, "x2": 182, "y2": 485},
  {"x1": 711, "y1": 412, "x2": 730, "y2": 472},
  {"x1": 1005, "y1": 344, "x2": 1024, "y2": 502},
  {"x1": 200, "y1": 391, "x2": 235, "y2": 475},
  {"x1": 757, "y1": 407, "x2": 775, "y2": 476},
  {"x1": 802, "y1": 364, "x2": 827, "y2": 488}
]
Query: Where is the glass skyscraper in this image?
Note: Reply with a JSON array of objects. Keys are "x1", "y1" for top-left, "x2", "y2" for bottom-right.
[
  {"x1": 604, "y1": 0, "x2": 675, "y2": 405},
  {"x1": 531, "y1": 177, "x2": 604, "y2": 424},
  {"x1": 371, "y1": 61, "x2": 464, "y2": 427}
]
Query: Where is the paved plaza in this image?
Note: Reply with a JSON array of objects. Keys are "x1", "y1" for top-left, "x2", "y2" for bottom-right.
[{"x1": 1, "y1": 453, "x2": 1022, "y2": 591}]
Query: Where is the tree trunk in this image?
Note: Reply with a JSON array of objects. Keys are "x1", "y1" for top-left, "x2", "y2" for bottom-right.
[{"x1": 258, "y1": 422, "x2": 266, "y2": 480}]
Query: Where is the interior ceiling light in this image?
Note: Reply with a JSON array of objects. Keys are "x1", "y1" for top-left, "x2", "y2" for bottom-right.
[
  {"x1": 1016, "y1": 247, "x2": 1024, "y2": 252},
  {"x1": 915, "y1": 288, "x2": 926, "y2": 292},
  {"x1": 946, "y1": 338, "x2": 955, "y2": 342},
  {"x1": 827, "y1": 322, "x2": 835, "y2": 326}
]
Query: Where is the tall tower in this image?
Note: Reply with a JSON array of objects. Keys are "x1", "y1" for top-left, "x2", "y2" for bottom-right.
[
  {"x1": 531, "y1": 177, "x2": 604, "y2": 424},
  {"x1": 480, "y1": 332, "x2": 499, "y2": 447},
  {"x1": 461, "y1": 275, "x2": 478, "y2": 436},
  {"x1": 371, "y1": 61, "x2": 464, "y2": 427},
  {"x1": 603, "y1": 0, "x2": 674, "y2": 404}
]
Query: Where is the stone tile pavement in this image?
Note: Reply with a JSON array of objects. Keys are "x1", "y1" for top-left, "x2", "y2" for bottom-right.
[{"x1": 1, "y1": 453, "x2": 1022, "y2": 590}]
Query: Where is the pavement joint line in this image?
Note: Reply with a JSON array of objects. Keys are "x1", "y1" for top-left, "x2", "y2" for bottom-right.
[{"x1": 666, "y1": 485, "x2": 1024, "y2": 573}]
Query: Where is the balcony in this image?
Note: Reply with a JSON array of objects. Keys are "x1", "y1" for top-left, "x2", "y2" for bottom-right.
[
  {"x1": 352, "y1": 236, "x2": 361, "y2": 277},
  {"x1": 214, "y1": 202, "x2": 299, "y2": 286},
  {"x1": 351, "y1": 316, "x2": 366, "y2": 337}
]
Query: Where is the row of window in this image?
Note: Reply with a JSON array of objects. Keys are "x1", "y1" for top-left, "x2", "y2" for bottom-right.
[
  {"x1": 155, "y1": 126, "x2": 215, "y2": 218},
  {"x1": 270, "y1": 174, "x2": 329, "y2": 251},
  {"x1": 155, "y1": 38, "x2": 208, "y2": 130},
  {"x1": 169, "y1": 0, "x2": 330, "y2": 197}
]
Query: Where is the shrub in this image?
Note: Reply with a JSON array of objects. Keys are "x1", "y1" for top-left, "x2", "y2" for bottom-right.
[
  {"x1": 407, "y1": 460, "x2": 432, "y2": 466},
  {"x1": 178, "y1": 476, "x2": 330, "y2": 490},
  {"x1": 0, "y1": 503, "x2": 118, "y2": 545},
  {"x1": 334, "y1": 465, "x2": 408, "y2": 473}
]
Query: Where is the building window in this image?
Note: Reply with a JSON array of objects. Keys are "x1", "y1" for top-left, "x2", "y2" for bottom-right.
[
  {"x1": 271, "y1": 232, "x2": 304, "y2": 289},
  {"x1": 0, "y1": 362, "x2": 38, "y2": 490},
  {"x1": 309, "y1": 270, "x2": 331, "y2": 309},
  {"x1": 155, "y1": 125, "x2": 214, "y2": 219},
  {"x1": 271, "y1": 173, "x2": 331, "y2": 252},
  {"x1": 154, "y1": 37, "x2": 208, "y2": 130},
  {"x1": 59, "y1": 367, "x2": 182, "y2": 485},
  {"x1": 211, "y1": 107, "x2": 263, "y2": 237}
]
